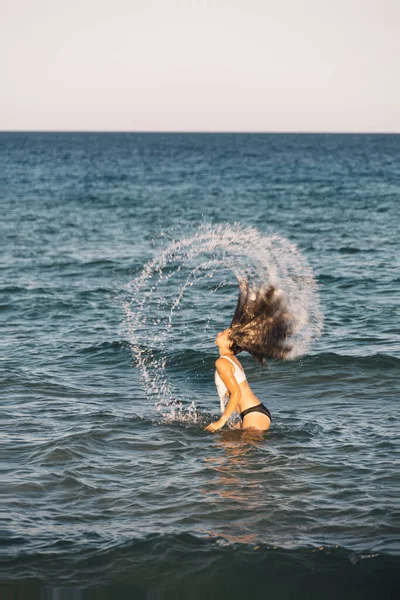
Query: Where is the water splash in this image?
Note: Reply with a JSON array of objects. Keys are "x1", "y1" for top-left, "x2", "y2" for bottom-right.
[{"x1": 122, "y1": 223, "x2": 323, "y2": 419}]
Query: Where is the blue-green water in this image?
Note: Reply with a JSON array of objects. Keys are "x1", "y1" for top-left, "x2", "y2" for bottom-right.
[{"x1": 1, "y1": 133, "x2": 399, "y2": 599}]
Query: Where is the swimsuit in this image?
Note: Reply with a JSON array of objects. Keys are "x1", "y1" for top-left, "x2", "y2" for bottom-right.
[
  {"x1": 215, "y1": 355, "x2": 247, "y2": 405},
  {"x1": 215, "y1": 356, "x2": 272, "y2": 422},
  {"x1": 240, "y1": 403, "x2": 272, "y2": 421}
]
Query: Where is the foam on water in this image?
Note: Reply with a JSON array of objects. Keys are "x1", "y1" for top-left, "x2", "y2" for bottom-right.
[{"x1": 122, "y1": 223, "x2": 323, "y2": 418}]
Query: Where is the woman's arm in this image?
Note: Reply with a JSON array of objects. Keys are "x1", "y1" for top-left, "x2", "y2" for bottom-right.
[{"x1": 205, "y1": 359, "x2": 242, "y2": 432}]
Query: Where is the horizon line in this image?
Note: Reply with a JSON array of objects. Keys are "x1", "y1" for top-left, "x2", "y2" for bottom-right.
[{"x1": 1, "y1": 129, "x2": 399, "y2": 135}]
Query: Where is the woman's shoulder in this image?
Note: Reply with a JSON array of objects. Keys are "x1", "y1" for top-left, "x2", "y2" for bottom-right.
[
  {"x1": 215, "y1": 357, "x2": 235, "y2": 371},
  {"x1": 215, "y1": 356, "x2": 245, "y2": 373}
]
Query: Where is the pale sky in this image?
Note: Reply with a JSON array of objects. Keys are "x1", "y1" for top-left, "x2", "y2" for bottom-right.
[{"x1": 1, "y1": 0, "x2": 399, "y2": 132}]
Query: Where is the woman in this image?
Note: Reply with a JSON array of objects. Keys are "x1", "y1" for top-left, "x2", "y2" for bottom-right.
[{"x1": 205, "y1": 281, "x2": 292, "y2": 433}]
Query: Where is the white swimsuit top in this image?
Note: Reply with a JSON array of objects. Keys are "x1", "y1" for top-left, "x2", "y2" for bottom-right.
[{"x1": 215, "y1": 355, "x2": 247, "y2": 413}]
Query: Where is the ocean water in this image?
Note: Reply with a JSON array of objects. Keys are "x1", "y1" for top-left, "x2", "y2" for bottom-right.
[{"x1": 1, "y1": 132, "x2": 399, "y2": 599}]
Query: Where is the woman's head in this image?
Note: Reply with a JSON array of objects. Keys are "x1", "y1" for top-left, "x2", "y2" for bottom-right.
[{"x1": 215, "y1": 328, "x2": 234, "y2": 353}]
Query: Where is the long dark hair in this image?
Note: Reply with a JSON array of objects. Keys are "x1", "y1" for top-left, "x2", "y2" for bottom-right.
[{"x1": 228, "y1": 280, "x2": 293, "y2": 363}]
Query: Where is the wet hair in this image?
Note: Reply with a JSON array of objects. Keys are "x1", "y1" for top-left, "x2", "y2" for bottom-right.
[{"x1": 228, "y1": 280, "x2": 293, "y2": 363}]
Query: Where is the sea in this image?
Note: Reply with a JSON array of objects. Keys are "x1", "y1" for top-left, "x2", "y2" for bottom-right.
[{"x1": 1, "y1": 132, "x2": 399, "y2": 599}]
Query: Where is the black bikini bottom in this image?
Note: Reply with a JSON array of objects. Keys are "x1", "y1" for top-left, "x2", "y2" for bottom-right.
[{"x1": 240, "y1": 403, "x2": 272, "y2": 421}]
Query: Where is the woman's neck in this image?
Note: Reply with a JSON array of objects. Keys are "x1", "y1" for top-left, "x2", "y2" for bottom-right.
[{"x1": 219, "y1": 349, "x2": 234, "y2": 357}]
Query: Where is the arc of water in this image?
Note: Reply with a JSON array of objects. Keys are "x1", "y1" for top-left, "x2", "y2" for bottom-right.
[{"x1": 122, "y1": 224, "x2": 323, "y2": 419}]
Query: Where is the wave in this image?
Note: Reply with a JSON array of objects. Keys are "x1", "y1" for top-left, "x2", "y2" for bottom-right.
[
  {"x1": 337, "y1": 246, "x2": 376, "y2": 254},
  {"x1": 300, "y1": 352, "x2": 400, "y2": 370},
  {"x1": 79, "y1": 340, "x2": 130, "y2": 356},
  {"x1": 1, "y1": 534, "x2": 398, "y2": 599},
  {"x1": 138, "y1": 348, "x2": 400, "y2": 373}
]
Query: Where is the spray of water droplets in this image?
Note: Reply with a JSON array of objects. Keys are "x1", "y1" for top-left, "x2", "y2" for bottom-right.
[{"x1": 122, "y1": 224, "x2": 323, "y2": 421}]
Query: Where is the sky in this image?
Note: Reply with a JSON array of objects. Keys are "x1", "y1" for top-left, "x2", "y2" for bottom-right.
[{"x1": 1, "y1": 0, "x2": 399, "y2": 132}]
